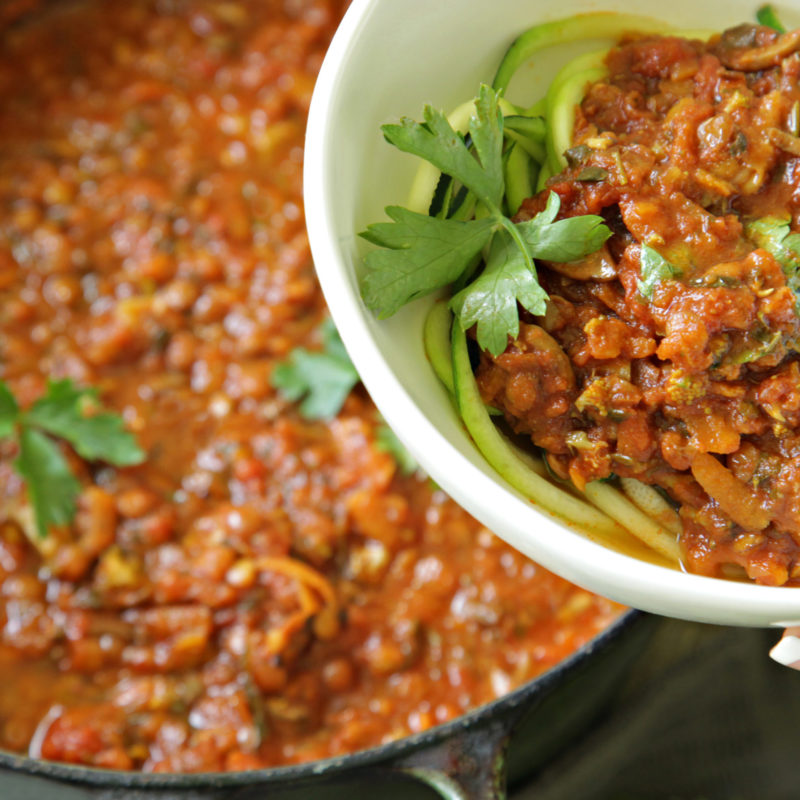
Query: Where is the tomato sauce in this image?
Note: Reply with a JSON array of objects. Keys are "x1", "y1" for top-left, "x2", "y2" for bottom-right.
[
  {"x1": 479, "y1": 26, "x2": 800, "y2": 586},
  {"x1": 0, "y1": 0, "x2": 620, "y2": 772}
]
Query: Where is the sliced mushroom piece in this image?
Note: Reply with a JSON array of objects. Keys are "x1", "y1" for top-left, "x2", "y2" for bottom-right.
[
  {"x1": 544, "y1": 244, "x2": 618, "y2": 281},
  {"x1": 718, "y1": 28, "x2": 800, "y2": 71}
]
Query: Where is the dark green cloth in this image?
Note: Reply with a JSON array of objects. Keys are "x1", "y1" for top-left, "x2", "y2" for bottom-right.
[{"x1": 516, "y1": 622, "x2": 799, "y2": 800}]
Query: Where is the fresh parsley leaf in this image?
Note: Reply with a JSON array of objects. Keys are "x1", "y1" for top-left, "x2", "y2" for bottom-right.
[
  {"x1": 272, "y1": 350, "x2": 357, "y2": 420},
  {"x1": 731, "y1": 331, "x2": 782, "y2": 365},
  {"x1": 637, "y1": 243, "x2": 682, "y2": 300},
  {"x1": 376, "y1": 423, "x2": 418, "y2": 475},
  {"x1": 533, "y1": 186, "x2": 560, "y2": 224},
  {"x1": 272, "y1": 320, "x2": 360, "y2": 420},
  {"x1": 381, "y1": 88, "x2": 504, "y2": 210},
  {"x1": 747, "y1": 216, "x2": 800, "y2": 268},
  {"x1": 271, "y1": 323, "x2": 421, "y2": 475},
  {"x1": 748, "y1": 216, "x2": 800, "y2": 267},
  {"x1": 467, "y1": 84, "x2": 505, "y2": 209},
  {"x1": 26, "y1": 379, "x2": 145, "y2": 466},
  {"x1": 517, "y1": 191, "x2": 610, "y2": 262},
  {"x1": 451, "y1": 228, "x2": 549, "y2": 357},
  {"x1": 756, "y1": 4, "x2": 785, "y2": 32},
  {"x1": 361, "y1": 208, "x2": 494, "y2": 318},
  {"x1": 0, "y1": 381, "x2": 18, "y2": 439},
  {"x1": 0, "y1": 377, "x2": 146, "y2": 537},
  {"x1": 14, "y1": 427, "x2": 81, "y2": 538},
  {"x1": 746, "y1": 216, "x2": 800, "y2": 313}
]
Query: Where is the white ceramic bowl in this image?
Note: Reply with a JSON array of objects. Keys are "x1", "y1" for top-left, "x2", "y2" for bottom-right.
[{"x1": 305, "y1": 0, "x2": 800, "y2": 626}]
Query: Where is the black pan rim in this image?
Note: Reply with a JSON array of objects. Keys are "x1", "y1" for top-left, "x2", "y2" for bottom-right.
[{"x1": 0, "y1": 607, "x2": 643, "y2": 788}]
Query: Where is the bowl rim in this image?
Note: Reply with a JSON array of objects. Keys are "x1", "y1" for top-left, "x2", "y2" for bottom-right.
[{"x1": 303, "y1": 0, "x2": 800, "y2": 628}]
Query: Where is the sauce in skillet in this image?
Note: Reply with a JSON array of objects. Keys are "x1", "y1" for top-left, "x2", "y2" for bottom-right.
[{"x1": 0, "y1": 0, "x2": 620, "y2": 771}]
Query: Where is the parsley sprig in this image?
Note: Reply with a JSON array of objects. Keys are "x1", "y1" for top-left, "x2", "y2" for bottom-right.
[
  {"x1": 637, "y1": 243, "x2": 682, "y2": 300},
  {"x1": 0, "y1": 379, "x2": 146, "y2": 537},
  {"x1": 271, "y1": 319, "x2": 360, "y2": 420},
  {"x1": 272, "y1": 320, "x2": 417, "y2": 473},
  {"x1": 360, "y1": 85, "x2": 610, "y2": 356}
]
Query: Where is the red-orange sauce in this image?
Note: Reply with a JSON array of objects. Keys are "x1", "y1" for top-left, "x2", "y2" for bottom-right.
[
  {"x1": 480, "y1": 26, "x2": 800, "y2": 586},
  {"x1": 0, "y1": 1, "x2": 620, "y2": 771}
]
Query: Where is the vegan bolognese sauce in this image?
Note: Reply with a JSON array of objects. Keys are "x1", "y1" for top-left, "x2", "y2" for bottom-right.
[
  {"x1": 478, "y1": 23, "x2": 800, "y2": 585},
  {"x1": 0, "y1": 0, "x2": 620, "y2": 771}
]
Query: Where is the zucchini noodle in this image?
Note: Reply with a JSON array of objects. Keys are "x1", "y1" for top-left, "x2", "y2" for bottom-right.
[
  {"x1": 491, "y1": 13, "x2": 666, "y2": 94},
  {"x1": 424, "y1": 300, "x2": 457, "y2": 396},
  {"x1": 437, "y1": 304, "x2": 681, "y2": 564},
  {"x1": 504, "y1": 117, "x2": 547, "y2": 161},
  {"x1": 620, "y1": 478, "x2": 683, "y2": 537},
  {"x1": 545, "y1": 65, "x2": 607, "y2": 173},
  {"x1": 450, "y1": 319, "x2": 628, "y2": 539},
  {"x1": 544, "y1": 50, "x2": 608, "y2": 171},
  {"x1": 503, "y1": 141, "x2": 535, "y2": 214},
  {"x1": 535, "y1": 160, "x2": 553, "y2": 192},
  {"x1": 583, "y1": 483, "x2": 682, "y2": 562}
]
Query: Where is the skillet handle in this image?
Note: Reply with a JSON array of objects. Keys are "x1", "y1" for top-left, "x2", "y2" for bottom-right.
[{"x1": 391, "y1": 712, "x2": 521, "y2": 800}]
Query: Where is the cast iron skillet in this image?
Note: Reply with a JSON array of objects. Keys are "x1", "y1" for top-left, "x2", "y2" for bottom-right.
[
  {"x1": 0, "y1": 4, "x2": 652, "y2": 797},
  {"x1": 0, "y1": 609, "x2": 652, "y2": 800}
]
